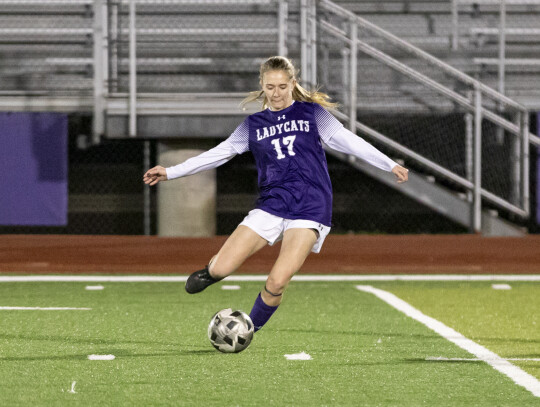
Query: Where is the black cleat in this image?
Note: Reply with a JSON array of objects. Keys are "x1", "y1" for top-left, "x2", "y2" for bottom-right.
[{"x1": 185, "y1": 266, "x2": 222, "y2": 294}]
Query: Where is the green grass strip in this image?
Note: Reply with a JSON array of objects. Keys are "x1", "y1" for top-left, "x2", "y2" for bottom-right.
[{"x1": 0, "y1": 281, "x2": 537, "y2": 406}]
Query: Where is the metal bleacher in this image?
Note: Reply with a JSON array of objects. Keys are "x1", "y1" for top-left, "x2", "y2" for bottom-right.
[
  {"x1": 0, "y1": 0, "x2": 286, "y2": 115},
  {"x1": 1, "y1": 0, "x2": 539, "y2": 236},
  {"x1": 0, "y1": 1, "x2": 93, "y2": 94},
  {"x1": 2, "y1": 1, "x2": 539, "y2": 110}
]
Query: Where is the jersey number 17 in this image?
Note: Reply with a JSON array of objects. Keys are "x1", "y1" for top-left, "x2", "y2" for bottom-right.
[{"x1": 271, "y1": 135, "x2": 296, "y2": 160}]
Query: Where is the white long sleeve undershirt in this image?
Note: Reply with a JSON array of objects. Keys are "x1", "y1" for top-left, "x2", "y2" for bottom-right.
[
  {"x1": 323, "y1": 127, "x2": 397, "y2": 172},
  {"x1": 165, "y1": 139, "x2": 238, "y2": 180},
  {"x1": 165, "y1": 127, "x2": 397, "y2": 180}
]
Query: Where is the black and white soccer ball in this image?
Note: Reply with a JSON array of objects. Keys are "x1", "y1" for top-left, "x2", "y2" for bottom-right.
[{"x1": 208, "y1": 308, "x2": 254, "y2": 353}]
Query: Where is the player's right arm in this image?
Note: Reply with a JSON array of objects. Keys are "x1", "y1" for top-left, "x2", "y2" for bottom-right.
[
  {"x1": 143, "y1": 165, "x2": 168, "y2": 186},
  {"x1": 143, "y1": 139, "x2": 238, "y2": 186},
  {"x1": 143, "y1": 119, "x2": 250, "y2": 186}
]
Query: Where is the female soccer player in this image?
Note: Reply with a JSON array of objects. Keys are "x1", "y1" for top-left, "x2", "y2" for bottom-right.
[{"x1": 143, "y1": 56, "x2": 408, "y2": 332}]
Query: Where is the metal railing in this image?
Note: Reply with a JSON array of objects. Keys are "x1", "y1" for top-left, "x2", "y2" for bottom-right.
[{"x1": 315, "y1": 0, "x2": 536, "y2": 231}]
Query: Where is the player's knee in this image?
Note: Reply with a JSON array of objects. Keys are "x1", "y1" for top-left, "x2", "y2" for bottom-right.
[{"x1": 265, "y1": 274, "x2": 291, "y2": 296}]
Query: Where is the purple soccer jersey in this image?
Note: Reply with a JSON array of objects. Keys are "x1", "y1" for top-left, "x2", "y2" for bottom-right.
[{"x1": 228, "y1": 102, "x2": 344, "y2": 226}]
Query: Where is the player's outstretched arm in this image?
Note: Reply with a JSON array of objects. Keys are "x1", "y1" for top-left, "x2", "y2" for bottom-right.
[
  {"x1": 324, "y1": 127, "x2": 405, "y2": 177},
  {"x1": 143, "y1": 165, "x2": 168, "y2": 186},
  {"x1": 391, "y1": 165, "x2": 409, "y2": 183}
]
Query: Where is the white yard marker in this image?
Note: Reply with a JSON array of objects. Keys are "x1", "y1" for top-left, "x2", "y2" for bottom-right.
[
  {"x1": 85, "y1": 285, "x2": 104, "y2": 291},
  {"x1": 284, "y1": 352, "x2": 312, "y2": 360},
  {"x1": 87, "y1": 354, "x2": 115, "y2": 361},
  {"x1": 68, "y1": 381, "x2": 77, "y2": 394},
  {"x1": 492, "y1": 284, "x2": 512, "y2": 290},
  {"x1": 427, "y1": 357, "x2": 540, "y2": 362},
  {"x1": 0, "y1": 307, "x2": 91, "y2": 311},
  {"x1": 356, "y1": 285, "x2": 540, "y2": 398},
  {"x1": 221, "y1": 285, "x2": 241, "y2": 290}
]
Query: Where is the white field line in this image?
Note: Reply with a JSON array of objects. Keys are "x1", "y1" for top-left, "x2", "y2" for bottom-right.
[
  {"x1": 356, "y1": 285, "x2": 540, "y2": 398},
  {"x1": 427, "y1": 357, "x2": 540, "y2": 362},
  {"x1": 0, "y1": 306, "x2": 91, "y2": 311},
  {"x1": 88, "y1": 354, "x2": 115, "y2": 361},
  {"x1": 284, "y1": 352, "x2": 312, "y2": 360},
  {"x1": 492, "y1": 283, "x2": 512, "y2": 290},
  {"x1": 68, "y1": 381, "x2": 77, "y2": 394},
  {"x1": 0, "y1": 275, "x2": 539, "y2": 283},
  {"x1": 221, "y1": 285, "x2": 241, "y2": 290},
  {"x1": 85, "y1": 285, "x2": 104, "y2": 291}
]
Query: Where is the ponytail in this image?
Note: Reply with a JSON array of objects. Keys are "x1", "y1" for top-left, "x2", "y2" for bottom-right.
[
  {"x1": 291, "y1": 83, "x2": 338, "y2": 110},
  {"x1": 241, "y1": 56, "x2": 338, "y2": 111}
]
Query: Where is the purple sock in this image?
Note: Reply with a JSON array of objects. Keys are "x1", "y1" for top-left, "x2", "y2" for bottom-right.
[{"x1": 249, "y1": 293, "x2": 279, "y2": 332}]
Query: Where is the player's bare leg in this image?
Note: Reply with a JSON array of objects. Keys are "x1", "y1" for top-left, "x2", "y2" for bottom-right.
[
  {"x1": 263, "y1": 228, "x2": 317, "y2": 305},
  {"x1": 209, "y1": 225, "x2": 267, "y2": 279},
  {"x1": 249, "y1": 228, "x2": 317, "y2": 331},
  {"x1": 185, "y1": 226, "x2": 267, "y2": 294}
]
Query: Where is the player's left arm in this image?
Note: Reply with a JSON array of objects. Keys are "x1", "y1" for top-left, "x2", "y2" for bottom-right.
[
  {"x1": 323, "y1": 127, "x2": 408, "y2": 184},
  {"x1": 391, "y1": 164, "x2": 409, "y2": 184},
  {"x1": 313, "y1": 103, "x2": 407, "y2": 183}
]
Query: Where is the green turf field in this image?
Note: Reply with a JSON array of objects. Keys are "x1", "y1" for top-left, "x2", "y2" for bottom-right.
[{"x1": 0, "y1": 278, "x2": 538, "y2": 406}]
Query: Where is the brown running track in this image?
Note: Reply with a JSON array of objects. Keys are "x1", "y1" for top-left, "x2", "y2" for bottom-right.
[{"x1": 0, "y1": 234, "x2": 539, "y2": 274}]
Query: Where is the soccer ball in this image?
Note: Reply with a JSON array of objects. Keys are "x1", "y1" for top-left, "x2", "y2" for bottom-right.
[{"x1": 208, "y1": 308, "x2": 254, "y2": 353}]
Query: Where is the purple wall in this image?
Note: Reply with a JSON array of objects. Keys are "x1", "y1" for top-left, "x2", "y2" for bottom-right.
[{"x1": 0, "y1": 113, "x2": 68, "y2": 226}]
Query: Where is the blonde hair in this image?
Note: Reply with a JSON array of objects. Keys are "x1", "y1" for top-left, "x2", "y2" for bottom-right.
[{"x1": 241, "y1": 56, "x2": 338, "y2": 110}]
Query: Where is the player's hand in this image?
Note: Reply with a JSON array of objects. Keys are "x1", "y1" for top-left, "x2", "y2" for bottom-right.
[
  {"x1": 391, "y1": 165, "x2": 409, "y2": 184},
  {"x1": 143, "y1": 165, "x2": 168, "y2": 186}
]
